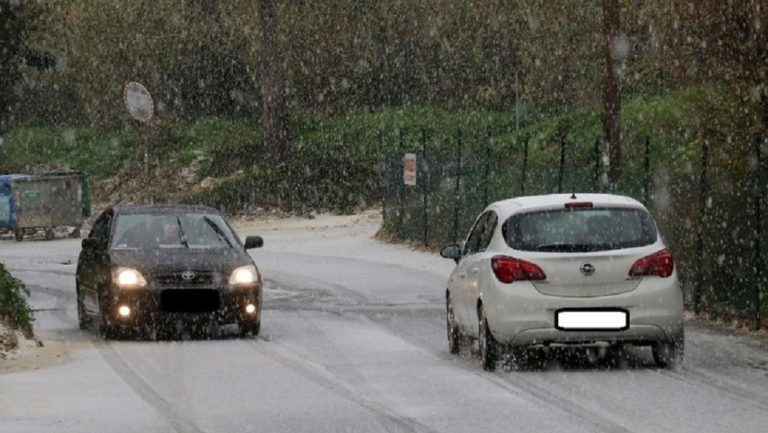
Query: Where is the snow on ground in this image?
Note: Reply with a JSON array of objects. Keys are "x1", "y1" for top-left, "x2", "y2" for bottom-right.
[
  {"x1": 0, "y1": 321, "x2": 44, "y2": 372},
  {"x1": 233, "y1": 209, "x2": 453, "y2": 275}
]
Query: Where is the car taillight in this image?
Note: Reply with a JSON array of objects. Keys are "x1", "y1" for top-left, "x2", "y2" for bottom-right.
[
  {"x1": 491, "y1": 255, "x2": 547, "y2": 284},
  {"x1": 628, "y1": 249, "x2": 674, "y2": 278}
]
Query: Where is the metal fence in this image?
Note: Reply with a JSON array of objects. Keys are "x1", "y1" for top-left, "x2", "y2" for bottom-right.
[{"x1": 379, "y1": 127, "x2": 767, "y2": 328}]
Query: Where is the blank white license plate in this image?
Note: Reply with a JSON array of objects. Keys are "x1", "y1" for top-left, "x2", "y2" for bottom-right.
[{"x1": 555, "y1": 309, "x2": 628, "y2": 331}]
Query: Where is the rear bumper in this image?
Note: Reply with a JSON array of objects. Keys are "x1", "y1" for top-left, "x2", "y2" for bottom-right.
[
  {"x1": 485, "y1": 272, "x2": 684, "y2": 347},
  {"x1": 105, "y1": 284, "x2": 262, "y2": 327},
  {"x1": 509, "y1": 325, "x2": 668, "y2": 347}
]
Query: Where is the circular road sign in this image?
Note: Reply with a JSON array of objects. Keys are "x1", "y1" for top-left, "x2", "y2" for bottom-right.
[{"x1": 124, "y1": 81, "x2": 154, "y2": 123}]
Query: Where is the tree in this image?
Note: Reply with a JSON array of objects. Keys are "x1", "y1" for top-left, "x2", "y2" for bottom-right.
[
  {"x1": 258, "y1": 0, "x2": 290, "y2": 163},
  {"x1": 0, "y1": 1, "x2": 36, "y2": 131},
  {"x1": 602, "y1": 0, "x2": 621, "y2": 187}
]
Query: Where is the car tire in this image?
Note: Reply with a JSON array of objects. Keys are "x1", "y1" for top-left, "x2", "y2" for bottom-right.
[
  {"x1": 478, "y1": 305, "x2": 499, "y2": 371},
  {"x1": 652, "y1": 331, "x2": 684, "y2": 369},
  {"x1": 98, "y1": 292, "x2": 118, "y2": 340},
  {"x1": 446, "y1": 293, "x2": 461, "y2": 355},
  {"x1": 45, "y1": 228, "x2": 55, "y2": 241},
  {"x1": 99, "y1": 314, "x2": 119, "y2": 339},
  {"x1": 240, "y1": 320, "x2": 261, "y2": 338},
  {"x1": 76, "y1": 284, "x2": 89, "y2": 330},
  {"x1": 14, "y1": 230, "x2": 23, "y2": 242}
]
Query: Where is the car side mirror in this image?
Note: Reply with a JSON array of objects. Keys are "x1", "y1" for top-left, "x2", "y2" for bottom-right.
[
  {"x1": 244, "y1": 236, "x2": 263, "y2": 250},
  {"x1": 440, "y1": 244, "x2": 461, "y2": 263},
  {"x1": 81, "y1": 238, "x2": 100, "y2": 250}
]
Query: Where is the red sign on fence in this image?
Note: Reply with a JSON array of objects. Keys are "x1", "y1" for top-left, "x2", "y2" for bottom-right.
[{"x1": 403, "y1": 153, "x2": 417, "y2": 186}]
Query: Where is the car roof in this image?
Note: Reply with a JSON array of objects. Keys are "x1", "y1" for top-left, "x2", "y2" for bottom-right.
[
  {"x1": 490, "y1": 193, "x2": 647, "y2": 216},
  {"x1": 110, "y1": 204, "x2": 222, "y2": 215}
]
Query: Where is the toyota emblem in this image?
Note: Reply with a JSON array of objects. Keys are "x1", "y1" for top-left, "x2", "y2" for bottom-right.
[
  {"x1": 580, "y1": 263, "x2": 595, "y2": 276},
  {"x1": 181, "y1": 271, "x2": 196, "y2": 281}
]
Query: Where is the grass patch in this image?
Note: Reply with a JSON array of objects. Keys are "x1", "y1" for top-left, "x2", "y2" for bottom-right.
[{"x1": 1, "y1": 125, "x2": 138, "y2": 180}]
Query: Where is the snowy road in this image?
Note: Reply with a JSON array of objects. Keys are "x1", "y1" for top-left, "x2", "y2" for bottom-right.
[{"x1": 2, "y1": 214, "x2": 768, "y2": 433}]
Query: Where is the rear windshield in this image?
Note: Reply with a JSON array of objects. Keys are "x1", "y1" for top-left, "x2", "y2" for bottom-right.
[
  {"x1": 111, "y1": 212, "x2": 238, "y2": 249},
  {"x1": 503, "y1": 207, "x2": 657, "y2": 252}
]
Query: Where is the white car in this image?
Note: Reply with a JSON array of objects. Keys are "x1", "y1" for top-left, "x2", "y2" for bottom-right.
[{"x1": 441, "y1": 194, "x2": 684, "y2": 370}]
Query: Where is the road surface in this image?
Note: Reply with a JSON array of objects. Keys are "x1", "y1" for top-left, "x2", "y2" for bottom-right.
[{"x1": 2, "y1": 213, "x2": 768, "y2": 433}]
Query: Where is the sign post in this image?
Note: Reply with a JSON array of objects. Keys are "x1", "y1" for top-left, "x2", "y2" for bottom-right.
[
  {"x1": 403, "y1": 153, "x2": 417, "y2": 186},
  {"x1": 123, "y1": 81, "x2": 155, "y2": 175}
]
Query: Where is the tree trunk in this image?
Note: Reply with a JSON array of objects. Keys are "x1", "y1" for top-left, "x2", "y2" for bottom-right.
[
  {"x1": 602, "y1": 0, "x2": 621, "y2": 188},
  {"x1": 258, "y1": 0, "x2": 290, "y2": 163}
]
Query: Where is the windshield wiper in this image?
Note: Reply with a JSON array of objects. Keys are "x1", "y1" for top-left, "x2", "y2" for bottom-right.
[
  {"x1": 176, "y1": 216, "x2": 189, "y2": 248},
  {"x1": 203, "y1": 216, "x2": 233, "y2": 248}
]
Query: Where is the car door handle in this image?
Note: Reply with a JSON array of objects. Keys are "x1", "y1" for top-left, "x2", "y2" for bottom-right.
[{"x1": 458, "y1": 272, "x2": 467, "y2": 279}]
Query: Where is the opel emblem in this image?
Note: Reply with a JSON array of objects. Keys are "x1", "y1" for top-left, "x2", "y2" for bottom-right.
[
  {"x1": 580, "y1": 263, "x2": 595, "y2": 276},
  {"x1": 181, "y1": 271, "x2": 196, "y2": 281}
]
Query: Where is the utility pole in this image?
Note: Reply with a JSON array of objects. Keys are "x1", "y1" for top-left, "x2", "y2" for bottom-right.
[{"x1": 602, "y1": 0, "x2": 621, "y2": 188}]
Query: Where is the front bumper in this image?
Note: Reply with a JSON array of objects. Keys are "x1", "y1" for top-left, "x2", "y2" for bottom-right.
[
  {"x1": 105, "y1": 283, "x2": 262, "y2": 328},
  {"x1": 485, "y1": 272, "x2": 684, "y2": 347}
]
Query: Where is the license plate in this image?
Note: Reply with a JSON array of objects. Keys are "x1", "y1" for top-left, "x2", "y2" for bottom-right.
[{"x1": 555, "y1": 309, "x2": 629, "y2": 331}]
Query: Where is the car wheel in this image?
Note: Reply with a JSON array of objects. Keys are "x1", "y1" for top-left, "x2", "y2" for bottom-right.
[
  {"x1": 99, "y1": 314, "x2": 119, "y2": 339},
  {"x1": 98, "y1": 291, "x2": 119, "y2": 339},
  {"x1": 478, "y1": 305, "x2": 499, "y2": 371},
  {"x1": 608, "y1": 343, "x2": 628, "y2": 366},
  {"x1": 14, "y1": 230, "x2": 23, "y2": 242},
  {"x1": 446, "y1": 293, "x2": 461, "y2": 355},
  {"x1": 76, "y1": 284, "x2": 89, "y2": 330},
  {"x1": 652, "y1": 331, "x2": 684, "y2": 369},
  {"x1": 45, "y1": 228, "x2": 55, "y2": 241},
  {"x1": 240, "y1": 320, "x2": 261, "y2": 338}
]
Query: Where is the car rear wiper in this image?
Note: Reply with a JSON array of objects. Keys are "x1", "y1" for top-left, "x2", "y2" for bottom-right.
[
  {"x1": 176, "y1": 216, "x2": 189, "y2": 248},
  {"x1": 203, "y1": 216, "x2": 233, "y2": 248}
]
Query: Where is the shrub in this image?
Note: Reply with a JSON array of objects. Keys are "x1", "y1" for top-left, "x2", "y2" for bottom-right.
[{"x1": 0, "y1": 263, "x2": 34, "y2": 335}]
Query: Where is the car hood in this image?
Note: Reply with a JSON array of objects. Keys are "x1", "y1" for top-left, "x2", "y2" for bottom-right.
[{"x1": 109, "y1": 247, "x2": 253, "y2": 277}]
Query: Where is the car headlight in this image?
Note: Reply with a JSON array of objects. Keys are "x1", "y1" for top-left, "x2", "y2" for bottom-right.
[
  {"x1": 113, "y1": 267, "x2": 147, "y2": 288},
  {"x1": 229, "y1": 265, "x2": 258, "y2": 285}
]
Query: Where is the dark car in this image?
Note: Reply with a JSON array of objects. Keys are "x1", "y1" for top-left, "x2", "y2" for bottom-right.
[{"x1": 76, "y1": 204, "x2": 264, "y2": 339}]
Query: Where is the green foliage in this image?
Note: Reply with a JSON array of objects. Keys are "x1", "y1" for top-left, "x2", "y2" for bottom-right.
[
  {"x1": 166, "y1": 107, "x2": 522, "y2": 213},
  {"x1": 0, "y1": 91, "x2": 713, "y2": 212},
  {"x1": 1, "y1": 125, "x2": 137, "y2": 179},
  {"x1": 186, "y1": 124, "x2": 379, "y2": 214},
  {"x1": 172, "y1": 118, "x2": 264, "y2": 178},
  {"x1": 0, "y1": 263, "x2": 34, "y2": 333}
]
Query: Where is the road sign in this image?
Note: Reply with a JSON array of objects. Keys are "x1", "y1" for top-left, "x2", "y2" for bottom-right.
[
  {"x1": 403, "y1": 153, "x2": 417, "y2": 186},
  {"x1": 124, "y1": 81, "x2": 154, "y2": 123}
]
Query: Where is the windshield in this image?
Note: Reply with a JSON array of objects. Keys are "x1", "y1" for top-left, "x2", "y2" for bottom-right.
[
  {"x1": 111, "y1": 213, "x2": 237, "y2": 249},
  {"x1": 504, "y1": 207, "x2": 657, "y2": 252}
]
